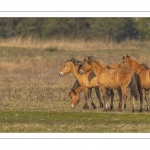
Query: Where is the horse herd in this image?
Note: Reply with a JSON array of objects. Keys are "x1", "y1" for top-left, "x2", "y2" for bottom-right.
[{"x1": 59, "y1": 54, "x2": 150, "y2": 112}]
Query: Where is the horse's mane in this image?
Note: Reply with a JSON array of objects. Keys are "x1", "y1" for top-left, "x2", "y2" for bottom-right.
[
  {"x1": 86, "y1": 56, "x2": 97, "y2": 63},
  {"x1": 123, "y1": 55, "x2": 149, "y2": 69},
  {"x1": 141, "y1": 63, "x2": 149, "y2": 69},
  {"x1": 69, "y1": 58, "x2": 82, "y2": 66},
  {"x1": 123, "y1": 55, "x2": 141, "y2": 63},
  {"x1": 106, "y1": 65, "x2": 112, "y2": 69},
  {"x1": 69, "y1": 80, "x2": 80, "y2": 96},
  {"x1": 69, "y1": 89, "x2": 76, "y2": 96},
  {"x1": 68, "y1": 58, "x2": 83, "y2": 73},
  {"x1": 72, "y1": 80, "x2": 80, "y2": 90}
]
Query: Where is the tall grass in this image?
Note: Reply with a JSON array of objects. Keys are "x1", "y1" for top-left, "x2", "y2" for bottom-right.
[{"x1": 0, "y1": 37, "x2": 150, "y2": 51}]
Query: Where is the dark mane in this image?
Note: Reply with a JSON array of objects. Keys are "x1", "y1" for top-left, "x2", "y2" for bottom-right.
[
  {"x1": 69, "y1": 80, "x2": 80, "y2": 96},
  {"x1": 69, "y1": 58, "x2": 82, "y2": 66},
  {"x1": 86, "y1": 56, "x2": 96, "y2": 63},
  {"x1": 69, "y1": 89, "x2": 76, "y2": 96},
  {"x1": 141, "y1": 63, "x2": 149, "y2": 69},
  {"x1": 106, "y1": 65, "x2": 111, "y2": 69},
  {"x1": 72, "y1": 80, "x2": 80, "y2": 90}
]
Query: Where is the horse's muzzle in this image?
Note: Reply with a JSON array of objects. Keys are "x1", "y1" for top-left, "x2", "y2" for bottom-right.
[
  {"x1": 70, "y1": 104, "x2": 76, "y2": 109},
  {"x1": 59, "y1": 72, "x2": 63, "y2": 77}
]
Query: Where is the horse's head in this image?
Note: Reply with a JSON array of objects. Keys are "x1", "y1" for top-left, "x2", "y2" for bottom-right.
[
  {"x1": 79, "y1": 56, "x2": 95, "y2": 75},
  {"x1": 69, "y1": 89, "x2": 80, "y2": 108},
  {"x1": 119, "y1": 54, "x2": 131, "y2": 68},
  {"x1": 59, "y1": 59, "x2": 72, "y2": 77},
  {"x1": 59, "y1": 58, "x2": 82, "y2": 77}
]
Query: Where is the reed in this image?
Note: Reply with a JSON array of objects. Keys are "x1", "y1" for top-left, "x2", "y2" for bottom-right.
[{"x1": 0, "y1": 37, "x2": 149, "y2": 51}]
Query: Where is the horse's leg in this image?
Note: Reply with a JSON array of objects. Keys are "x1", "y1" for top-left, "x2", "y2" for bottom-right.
[
  {"x1": 110, "y1": 90, "x2": 114, "y2": 110},
  {"x1": 119, "y1": 86, "x2": 127, "y2": 112},
  {"x1": 83, "y1": 87, "x2": 89, "y2": 109},
  {"x1": 117, "y1": 88, "x2": 127, "y2": 109},
  {"x1": 117, "y1": 88, "x2": 122, "y2": 109},
  {"x1": 88, "y1": 88, "x2": 97, "y2": 109},
  {"x1": 106, "y1": 89, "x2": 110, "y2": 110},
  {"x1": 124, "y1": 96, "x2": 127, "y2": 108},
  {"x1": 100, "y1": 86, "x2": 109, "y2": 111},
  {"x1": 132, "y1": 95, "x2": 135, "y2": 112},
  {"x1": 145, "y1": 89, "x2": 149, "y2": 111},
  {"x1": 94, "y1": 87, "x2": 103, "y2": 108}
]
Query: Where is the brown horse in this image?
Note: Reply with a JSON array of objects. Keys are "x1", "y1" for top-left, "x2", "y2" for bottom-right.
[
  {"x1": 69, "y1": 79, "x2": 116, "y2": 109},
  {"x1": 107, "y1": 63, "x2": 127, "y2": 109},
  {"x1": 119, "y1": 54, "x2": 150, "y2": 110},
  {"x1": 69, "y1": 79, "x2": 105, "y2": 108},
  {"x1": 59, "y1": 58, "x2": 103, "y2": 109},
  {"x1": 69, "y1": 63, "x2": 126, "y2": 110},
  {"x1": 79, "y1": 56, "x2": 144, "y2": 112}
]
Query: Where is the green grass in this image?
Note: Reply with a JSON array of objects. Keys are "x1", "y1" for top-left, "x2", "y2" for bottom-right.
[{"x1": 0, "y1": 111, "x2": 150, "y2": 132}]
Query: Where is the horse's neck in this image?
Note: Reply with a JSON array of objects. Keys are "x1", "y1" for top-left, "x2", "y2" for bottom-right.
[
  {"x1": 70, "y1": 63, "x2": 81, "y2": 78},
  {"x1": 75, "y1": 85, "x2": 82, "y2": 94},
  {"x1": 130, "y1": 59, "x2": 145, "y2": 74},
  {"x1": 92, "y1": 61, "x2": 104, "y2": 76}
]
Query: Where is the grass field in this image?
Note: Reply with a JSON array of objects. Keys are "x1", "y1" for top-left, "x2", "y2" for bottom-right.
[
  {"x1": 0, "y1": 39, "x2": 150, "y2": 133},
  {"x1": 1, "y1": 111, "x2": 150, "y2": 132}
]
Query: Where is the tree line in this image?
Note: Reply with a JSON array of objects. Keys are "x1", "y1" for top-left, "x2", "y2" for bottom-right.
[{"x1": 0, "y1": 18, "x2": 150, "y2": 42}]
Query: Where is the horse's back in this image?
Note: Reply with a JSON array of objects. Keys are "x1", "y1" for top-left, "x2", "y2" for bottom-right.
[
  {"x1": 139, "y1": 69, "x2": 150, "y2": 89},
  {"x1": 107, "y1": 64, "x2": 119, "y2": 69}
]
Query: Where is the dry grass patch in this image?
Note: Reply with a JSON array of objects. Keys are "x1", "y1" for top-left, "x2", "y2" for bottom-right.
[{"x1": 0, "y1": 37, "x2": 150, "y2": 51}]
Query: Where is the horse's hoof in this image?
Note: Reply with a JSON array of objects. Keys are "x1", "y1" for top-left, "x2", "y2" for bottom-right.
[
  {"x1": 104, "y1": 108, "x2": 108, "y2": 111},
  {"x1": 124, "y1": 104, "x2": 126, "y2": 108},
  {"x1": 83, "y1": 104, "x2": 89, "y2": 109},
  {"x1": 139, "y1": 108, "x2": 143, "y2": 112},
  {"x1": 93, "y1": 106, "x2": 97, "y2": 109},
  {"x1": 82, "y1": 107, "x2": 89, "y2": 109},
  {"x1": 100, "y1": 103, "x2": 103, "y2": 108},
  {"x1": 91, "y1": 103, "x2": 97, "y2": 109},
  {"x1": 119, "y1": 108, "x2": 123, "y2": 112},
  {"x1": 118, "y1": 105, "x2": 121, "y2": 109},
  {"x1": 110, "y1": 105, "x2": 113, "y2": 110}
]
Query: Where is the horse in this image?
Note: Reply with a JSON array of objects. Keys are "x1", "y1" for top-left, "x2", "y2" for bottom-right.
[
  {"x1": 59, "y1": 58, "x2": 103, "y2": 109},
  {"x1": 69, "y1": 63, "x2": 127, "y2": 110},
  {"x1": 79, "y1": 56, "x2": 144, "y2": 112},
  {"x1": 119, "y1": 54, "x2": 150, "y2": 111},
  {"x1": 107, "y1": 63, "x2": 127, "y2": 109},
  {"x1": 69, "y1": 79, "x2": 115, "y2": 109},
  {"x1": 69, "y1": 79, "x2": 105, "y2": 109}
]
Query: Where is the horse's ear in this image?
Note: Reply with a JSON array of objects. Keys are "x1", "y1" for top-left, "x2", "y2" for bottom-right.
[
  {"x1": 122, "y1": 54, "x2": 126, "y2": 59},
  {"x1": 65, "y1": 59, "x2": 68, "y2": 63},
  {"x1": 125, "y1": 53, "x2": 130, "y2": 57}
]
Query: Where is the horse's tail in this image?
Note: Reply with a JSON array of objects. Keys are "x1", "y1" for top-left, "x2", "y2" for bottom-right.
[{"x1": 129, "y1": 72, "x2": 143, "y2": 101}]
